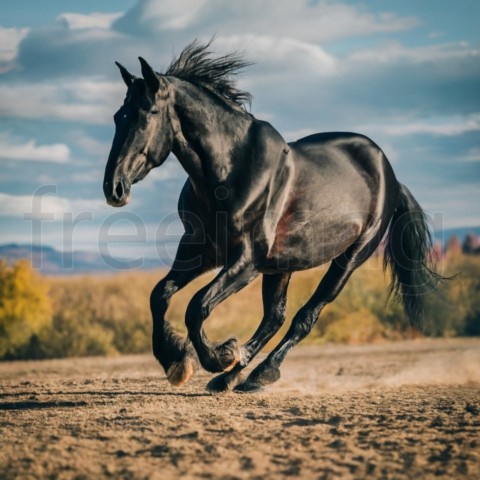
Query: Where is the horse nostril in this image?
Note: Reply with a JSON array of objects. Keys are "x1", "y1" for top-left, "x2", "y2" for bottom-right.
[{"x1": 115, "y1": 180, "x2": 124, "y2": 200}]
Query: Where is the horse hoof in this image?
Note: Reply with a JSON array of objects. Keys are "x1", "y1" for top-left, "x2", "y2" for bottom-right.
[
  {"x1": 166, "y1": 356, "x2": 197, "y2": 386},
  {"x1": 206, "y1": 371, "x2": 242, "y2": 393},
  {"x1": 233, "y1": 380, "x2": 265, "y2": 394},
  {"x1": 246, "y1": 365, "x2": 281, "y2": 386},
  {"x1": 216, "y1": 338, "x2": 244, "y2": 372},
  {"x1": 234, "y1": 366, "x2": 280, "y2": 393}
]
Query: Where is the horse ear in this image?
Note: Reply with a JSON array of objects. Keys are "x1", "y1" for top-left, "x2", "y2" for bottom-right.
[
  {"x1": 115, "y1": 61, "x2": 136, "y2": 87},
  {"x1": 138, "y1": 57, "x2": 160, "y2": 94}
]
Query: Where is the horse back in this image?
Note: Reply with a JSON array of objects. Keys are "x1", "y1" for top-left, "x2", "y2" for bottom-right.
[
  {"x1": 260, "y1": 132, "x2": 398, "y2": 271},
  {"x1": 289, "y1": 131, "x2": 396, "y2": 196}
]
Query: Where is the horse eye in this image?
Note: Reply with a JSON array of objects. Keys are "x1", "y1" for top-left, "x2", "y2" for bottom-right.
[
  {"x1": 114, "y1": 112, "x2": 126, "y2": 123},
  {"x1": 150, "y1": 109, "x2": 159, "y2": 115}
]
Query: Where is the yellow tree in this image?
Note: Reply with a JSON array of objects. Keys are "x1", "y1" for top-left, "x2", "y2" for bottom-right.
[{"x1": 0, "y1": 259, "x2": 52, "y2": 357}]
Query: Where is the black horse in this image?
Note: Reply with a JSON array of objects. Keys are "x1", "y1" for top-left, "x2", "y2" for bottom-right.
[{"x1": 103, "y1": 40, "x2": 440, "y2": 392}]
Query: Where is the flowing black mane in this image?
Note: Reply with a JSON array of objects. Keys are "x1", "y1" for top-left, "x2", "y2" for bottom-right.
[{"x1": 164, "y1": 39, "x2": 253, "y2": 107}]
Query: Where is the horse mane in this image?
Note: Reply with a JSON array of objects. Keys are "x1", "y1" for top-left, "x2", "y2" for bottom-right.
[{"x1": 164, "y1": 39, "x2": 253, "y2": 108}]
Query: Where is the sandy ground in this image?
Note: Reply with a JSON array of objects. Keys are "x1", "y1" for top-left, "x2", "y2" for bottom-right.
[{"x1": 0, "y1": 338, "x2": 479, "y2": 479}]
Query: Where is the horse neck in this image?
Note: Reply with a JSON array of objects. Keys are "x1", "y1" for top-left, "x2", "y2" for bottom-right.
[{"x1": 168, "y1": 79, "x2": 252, "y2": 186}]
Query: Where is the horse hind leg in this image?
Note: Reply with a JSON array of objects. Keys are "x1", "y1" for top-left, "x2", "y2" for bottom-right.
[
  {"x1": 207, "y1": 272, "x2": 291, "y2": 392},
  {"x1": 235, "y1": 236, "x2": 380, "y2": 392}
]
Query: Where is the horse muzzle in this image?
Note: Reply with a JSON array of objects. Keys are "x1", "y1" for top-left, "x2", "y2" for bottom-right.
[{"x1": 104, "y1": 178, "x2": 131, "y2": 207}]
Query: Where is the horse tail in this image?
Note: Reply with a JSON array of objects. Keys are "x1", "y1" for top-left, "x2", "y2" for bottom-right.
[{"x1": 383, "y1": 183, "x2": 442, "y2": 328}]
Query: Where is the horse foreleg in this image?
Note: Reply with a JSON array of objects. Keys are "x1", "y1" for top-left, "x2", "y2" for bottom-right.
[
  {"x1": 185, "y1": 251, "x2": 259, "y2": 374},
  {"x1": 207, "y1": 272, "x2": 291, "y2": 392},
  {"x1": 151, "y1": 238, "x2": 213, "y2": 386}
]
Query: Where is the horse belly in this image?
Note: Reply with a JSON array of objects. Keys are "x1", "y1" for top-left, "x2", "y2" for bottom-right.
[{"x1": 260, "y1": 206, "x2": 364, "y2": 272}]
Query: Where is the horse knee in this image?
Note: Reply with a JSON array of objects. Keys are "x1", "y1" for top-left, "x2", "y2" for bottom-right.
[{"x1": 150, "y1": 279, "x2": 176, "y2": 313}]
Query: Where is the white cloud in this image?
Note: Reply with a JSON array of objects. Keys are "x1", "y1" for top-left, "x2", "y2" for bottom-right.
[
  {"x1": 282, "y1": 128, "x2": 317, "y2": 142},
  {"x1": 0, "y1": 192, "x2": 105, "y2": 220},
  {"x1": 6, "y1": 0, "x2": 421, "y2": 86},
  {"x1": 56, "y1": 12, "x2": 123, "y2": 30},
  {"x1": 145, "y1": 157, "x2": 185, "y2": 184},
  {"x1": 358, "y1": 113, "x2": 480, "y2": 137},
  {"x1": 379, "y1": 143, "x2": 401, "y2": 164},
  {"x1": 0, "y1": 134, "x2": 70, "y2": 163},
  {"x1": 347, "y1": 41, "x2": 479, "y2": 64},
  {"x1": 428, "y1": 31, "x2": 445, "y2": 40},
  {"x1": 419, "y1": 183, "x2": 480, "y2": 228},
  {"x1": 462, "y1": 147, "x2": 480, "y2": 162},
  {"x1": 140, "y1": 0, "x2": 208, "y2": 30},
  {"x1": 0, "y1": 27, "x2": 29, "y2": 61},
  {"x1": 0, "y1": 27, "x2": 29, "y2": 72},
  {"x1": 69, "y1": 171, "x2": 104, "y2": 184},
  {"x1": 4, "y1": 1, "x2": 476, "y2": 131},
  {"x1": 69, "y1": 130, "x2": 110, "y2": 157},
  {"x1": 116, "y1": 0, "x2": 419, "y2": 42},
  {"x1": 218, "y1": 35, "x2": 337, "y2": 77},
  {"x1": 0, "y1": 79, "x2": 124, "y2": 124}
]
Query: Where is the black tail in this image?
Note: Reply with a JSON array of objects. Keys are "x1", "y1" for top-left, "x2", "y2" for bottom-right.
[{"x1": 383, "y1": 184, "x2": 442, "y2": 328}]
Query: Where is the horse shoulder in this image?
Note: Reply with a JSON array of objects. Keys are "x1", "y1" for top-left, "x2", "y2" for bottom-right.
[{"x1": 241, "y1": 120, "x2": 297, "y2": 256}]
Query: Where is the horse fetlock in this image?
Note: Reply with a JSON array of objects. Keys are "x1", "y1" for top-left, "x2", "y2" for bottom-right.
[
  {"x1": 152, "y1": 329, "x2": 185, "y2": 365},
  {"x1": 198, "y1": 338, "x2": 243, "y2": 373},
  {"x1": 165, "y1": 354, "x2": 198, "y2": 387},
  {"x1": 216, "y1": 338, "x2": 244, "y2": 372}
]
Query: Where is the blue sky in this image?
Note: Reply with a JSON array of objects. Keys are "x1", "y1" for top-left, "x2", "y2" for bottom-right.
[{"x1": 0, "y1": 0, "x2": 479, "y2": 263}]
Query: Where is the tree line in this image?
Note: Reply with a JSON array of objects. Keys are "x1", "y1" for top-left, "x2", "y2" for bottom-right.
[{"x1": 0, "y1": 250, "x2": 479, "y2": 360}]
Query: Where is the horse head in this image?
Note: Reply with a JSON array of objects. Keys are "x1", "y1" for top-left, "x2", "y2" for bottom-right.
[{"x1": 103, "y1": 58, "x2": 173, "y2": 207}]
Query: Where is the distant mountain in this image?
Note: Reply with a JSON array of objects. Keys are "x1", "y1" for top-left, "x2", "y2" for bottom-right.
[
  {"x1": 0, "y1": 244, "x2": 167, "y2": 275},
  {"x1": 1, "y1": 225, "x2": 478, "y2": 274}
]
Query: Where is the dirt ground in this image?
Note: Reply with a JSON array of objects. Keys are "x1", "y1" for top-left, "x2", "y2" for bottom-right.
[{"x1": 0, "y1": 338, "x2": 479, "y2": 479}]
